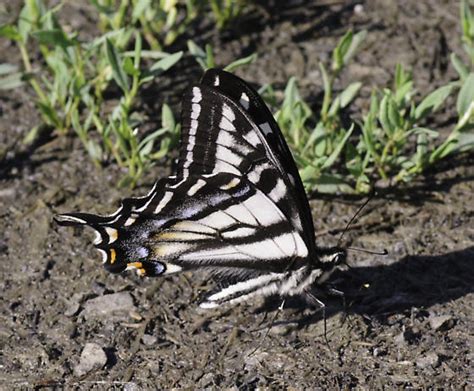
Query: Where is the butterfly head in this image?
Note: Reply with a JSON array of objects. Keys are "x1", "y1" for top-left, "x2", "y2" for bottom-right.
[{"x1": 318, "y1": 246, "x2": 347, "y2": 269}]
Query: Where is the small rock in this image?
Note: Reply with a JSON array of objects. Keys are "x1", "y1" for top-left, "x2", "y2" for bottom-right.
[
  {"x1": 416, "y1": 352, "x2": 440, "y2": 369},
  {"x1": 269, "y1": 322, "x2": 298, "y2": 336},
  {"x1": 123, "y1": 383, "x2": 140, "y2": 391},
  {"x1": 65, "y1": 293, "x2": 84, "y2": 317},
  {"x1": 429, "y1": 314, "x2": 453, "y2": 331},
  {"x1": 394, "y1": 331, "x2": 407, "y2": 345},
  {"x1": 373, "y1": 347, "x2": 386, "y2": 357},
  {"x1": 65, "y1": 302, "x2": 80, "y2": 317},
  {"x1": 74, "y1": 343, "x2": 108, "y2": 377},
  {"x1": 82, "y1": 292, "x2": 135, "y2": 321},
  {"x1": 91, "y1": 281, "x2": 106, "y2": 296},
  {"x1": 141, "y1": 334, "x2": 157, "y2": 346},
  {"x1": 197, "y1": 372, "x2": 214, "y2": 388},
  {"x1": 244, "y1": 350, "x2": 269, "y2": 369}
]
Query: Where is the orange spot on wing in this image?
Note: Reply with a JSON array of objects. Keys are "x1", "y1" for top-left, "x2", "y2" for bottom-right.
[{"x1": 110, "y1": 248, "x2": 116, "y2": 264}]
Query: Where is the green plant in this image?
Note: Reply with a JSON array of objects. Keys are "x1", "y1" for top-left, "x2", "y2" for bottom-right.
[
  {"x1": 209, "y1": 0, "x2": 247, "y2": 29},
  {"x1": 187, "y1": 39, "x2": 257, "y2": 71},
  {"x1": 263, "y1": 7, "x2": 473, "y2": 194},
  {"x1": 260, "y1": 31, "x2": 365, "y2": 193},
  {"x1": 91, "y1": 0, "x2": 248, "y2": 50},
  {"x1": 0, "y1": 0, "x2": 183, "y2": 186},
  {"x1": 353, "y1": 0, "x2": 474, "y2": 191}
]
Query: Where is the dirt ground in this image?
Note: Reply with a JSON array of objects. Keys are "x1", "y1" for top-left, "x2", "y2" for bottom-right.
[{"x1": 1, "y1": 0, "x2": 473, "y2": 389}]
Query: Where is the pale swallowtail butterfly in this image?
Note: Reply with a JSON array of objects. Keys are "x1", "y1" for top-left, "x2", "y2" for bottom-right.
[{"x1": 55, "y1": 69, "x2": 346, "y2": 309}]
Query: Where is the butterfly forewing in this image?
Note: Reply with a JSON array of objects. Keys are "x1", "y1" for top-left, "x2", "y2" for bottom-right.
[
  {"x1": 200, "y1": 69, "x2": 316, "y2": 254},
  {"x1": 177, "y1": 82, "x2": 311, "y2": 250}
]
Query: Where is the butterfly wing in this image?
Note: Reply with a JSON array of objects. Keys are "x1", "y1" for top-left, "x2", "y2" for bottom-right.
[
  {"x1": 200, "y1": 69, "x2": 316, "y2": 254},
  {"x1": 56, "y1": 172, "x2": 308, "y2": 275},
  {"x1": 177, "y1": 79, "x2": 315, "y2": 254}
]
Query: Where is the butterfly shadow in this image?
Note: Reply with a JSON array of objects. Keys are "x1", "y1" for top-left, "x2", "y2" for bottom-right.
[{"x1": 252, "y1": 245, "x2": 474, "y2": 330}]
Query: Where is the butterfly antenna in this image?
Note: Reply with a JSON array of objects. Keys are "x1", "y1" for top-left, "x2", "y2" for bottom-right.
[
  {"x1": 347, "y1": 247, "x2": 388, "y2": 255},
  {"x1": 336, "y1": 192, "x2": 375, "y2": 247}
]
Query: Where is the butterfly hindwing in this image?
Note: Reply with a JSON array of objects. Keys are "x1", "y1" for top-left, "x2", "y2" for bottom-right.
[{"x1": 56, "y1": 173, "x2": 309, "y2": 278}]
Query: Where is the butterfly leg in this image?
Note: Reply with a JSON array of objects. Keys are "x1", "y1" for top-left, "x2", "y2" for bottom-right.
[
  {"x1": 247, "y1": 299, "x2": 286, "y2": 357},
  {"x1": 325, "y1": 286, "x2": 349, "y2": 326},
  {"x1": 304, "y1": 291, "x2": 332, "y2": 348}
]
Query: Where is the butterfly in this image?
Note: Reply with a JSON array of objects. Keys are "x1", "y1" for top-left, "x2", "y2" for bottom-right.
[{"x1": 55, "y1": 69, "x2": 346, "y2": 309}]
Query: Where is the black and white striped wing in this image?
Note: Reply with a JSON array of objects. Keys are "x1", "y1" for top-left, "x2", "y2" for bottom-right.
[
  {"x1": 56, "y1": 69, "x2": 323, "y2": 307},
  {"x1": 177, "y1": 79, "x2": 314, "y2": 253},
  {"x1": 201, "y1": 69, "x2": 316, "y2": 253},
  {"x1": 56, "y1": 172, "x2": 310, "y2": 305}
]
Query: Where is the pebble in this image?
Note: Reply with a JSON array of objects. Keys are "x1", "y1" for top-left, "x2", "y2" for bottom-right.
[
  {"x1": 64, "y1": 293, "x2": 84, "y2": 317},
  {"x1": 82, "y1": 292, "x2": 135, "y2": 321},
  {"x1": 429, "y1": 314, "x2": 453, "y2": 331},
  {"x1": 74, "y1": 343, "x2": 107, "y2": 377},
  {"x1": 373, "y1": 347, "x2": 387, "y2": 357},
  {"x1": 416, "y1": 352, "x2": 440, "y2": 369},
  {"x1": 394, "y1": 331, "x2": 407, "y2": 345},
  {"x1": 123, "y1": 383, "x2": 140, "y2": 391},
  {"x1": 141, "y1": 334, "x2": 157, "y2": 346},
  {"x1": 64, "y1": 301, "x2": 80, "y2": 317}
]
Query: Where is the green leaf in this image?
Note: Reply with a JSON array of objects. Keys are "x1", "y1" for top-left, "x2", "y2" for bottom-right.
[
  {"x1": 415, "y1": 84, "x2": 455, "y2": 121},
  {"x1": 89, "y1": 0, "x2": 115, "y2": 15},
  {"x1": 0, "y1": 63, "x2": 19, "y2": 76},
  {"x1": 0, "y1": 71, "x2": 25, "y2": 90},
  {"x1": 0, "y1": 24, "x2": 21, "y2": 41},
  {"x1": 224, "y1": 53, "x2": 257, "y2": 72},
  {"x1": 205, "y1": 44, "x2": 215, "y2": 69},
  {"x1": 394, "y1": 63, "x2": 411, "y2": 91},
  {"x1": 394, "y1": 80, "x2": 413, "y2": 105},
  {"x1": 406, "y1": 127, "x2": 439, "y2": 138},
  {"x1": 313, "y1": 173, "x2": 354, "y2": 194},
  {"x1": 132, "y1": 0, "x2": 151, "y2": 22},
  {"x1": 332, "y1": 30, "x2": 353, "y2": 72},
  {"x1": 88, "y1": 28, "x2": 127, "y2": 49},
  {"x1": 141, "y1": 51, "x2": 183, "y2": 84},
  {"x1": 460, "y1": 0, "x2": 474, "y2": 39},
  {"x1": 18, "y1": 1, "x2": 37, "y2": 42},
  {"x1": 332, "y1": 29, "x2": 367, "y2": 72},
  {"x1": 379, "y1": 93, "x2": 394, "y2": 135},
  {"x1": 32, "y1": 29, "x2": 74, "y2": 48},
  {"x1": 133, "y1": 31, "x2": 142, "y2": 69},
  {"x1": 387, "y1": 95, "x2": 401, "y2": 130},
  {"x1": 414, "y1": 132, "x2": 428, "y2": 167},
  {"x1": 187, "y1": 39, "x2": 205, "y2": 57},
  {"x1": 429, "y1": 138, "x2": 458, "y2": 163},
  {"x1": 450, "y1": 53, "x2": 469, "y2": 81},
  {"x1": 321, "y1": 124, "x2": 354, "y2": 170},
  {"x1": 339, "y1": 82, "x2": 362, "y2": 108},
  {"x1": 123, "y1": 57, "x2": 137, "y2": 76},
  {"x1": 187, "y1": 40, "x2": 207, "y2": 70},
  {"x1": 86, "y1": 139, "x2": 103, "y2": 162},
  {"x1": 161, "y1": 103, "x2": 175, "y2": 130},
  {"x1": 457, "y1": 72, "x2": 474, "y2": 116},
  {"x1": 454, "y1": 129, "x2": 474, "y2": 152},
  {"x1": 304, "y1": 122, "x2": 326, "y2": 155},
  {"x1": 149, "y1": 51, "x2": 182, "y2": 73},
  {"x1": 343, "y1": 30, "x2": 367, "y2": 66},
  {"x1": 105, "y1": 38, "x2": 129, "y2": 92}
]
